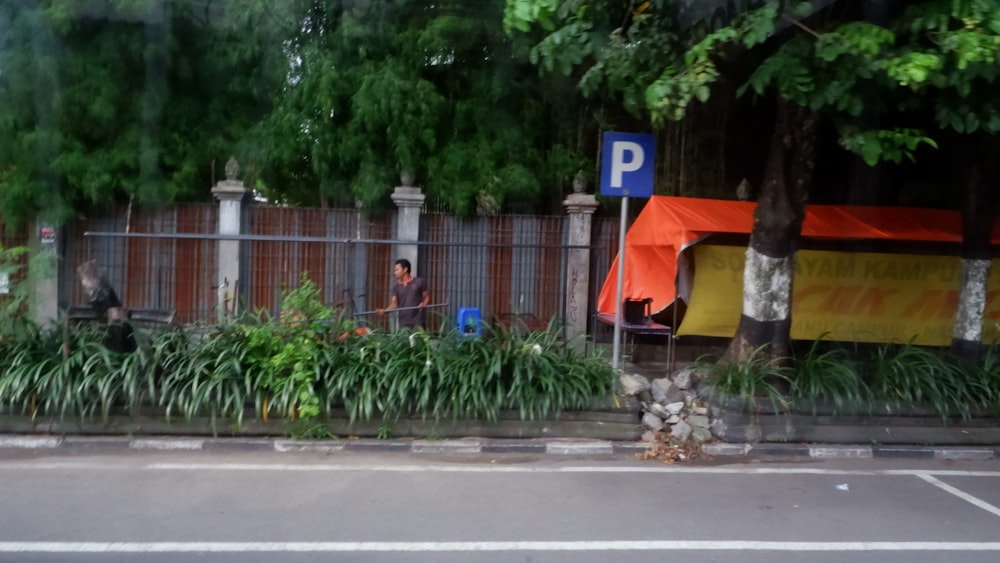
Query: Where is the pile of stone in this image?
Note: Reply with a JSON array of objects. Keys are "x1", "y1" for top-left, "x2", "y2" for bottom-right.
[{"x1": 619, "y1": 366, "x2": 714, "y2": 444}]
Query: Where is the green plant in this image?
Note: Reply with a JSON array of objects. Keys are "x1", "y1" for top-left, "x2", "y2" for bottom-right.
[
  {"x1": 424, "y1": 427, "x2": 445, "y2": 441},
  {"x1": 978, "y1": 348, "x2": 1000, "y2": 415},
  {"x1": 700, "y1": 344, "x2": 791, "y2": 415},
  {"x1": 0, "y1": 323, "x2": 64, "y2": 417},
  {"x1": 790, "y1": 336, "x2": 869, "y2": 415},
  {"x1": 318, "y1": 317, "x2": 612, "y2": 426},
  {"x1": 285, "y1": 420, "x2": 334, "y2": 440},
  {"x1": 241, "y1": 275, "x2": 340, "y2": 422},
  {"x1": 0, "y1": 292, "x2": 618, "y2": 438},
  {"x1": 0, "y1": 244, "x2": 48, "y2": 340},
  {"x1": 154, "y1": 321, "x2": 251, "y2": 432},
  {"x1": 863, "y1": 342, "x2": 983, "y2": 421}
]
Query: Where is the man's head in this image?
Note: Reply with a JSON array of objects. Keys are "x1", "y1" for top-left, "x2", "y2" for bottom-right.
[{"x1": 393, "y1": 258, "x2": 411, "y2": 280}]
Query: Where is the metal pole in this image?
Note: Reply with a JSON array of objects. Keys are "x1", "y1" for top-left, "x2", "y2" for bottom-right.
[
  {"x1": 352, "y1": 302, "x2": 449, "y2": 317},
  {"x1": 612, "y1": 196, "x2": 628, "y2": 371}
]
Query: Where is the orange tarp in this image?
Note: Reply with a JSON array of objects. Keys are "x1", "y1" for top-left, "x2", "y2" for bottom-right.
[{"x1": 597, "y1": 196, "x2": 1000, "y2": 316}]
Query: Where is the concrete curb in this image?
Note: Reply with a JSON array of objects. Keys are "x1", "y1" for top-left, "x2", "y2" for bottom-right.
[
  {"x1": 0, "y1": 435, "x2": 995, "y2": 460},
  {"x1": 702, "y1": 442, "x2": 998, "y2": 460}
]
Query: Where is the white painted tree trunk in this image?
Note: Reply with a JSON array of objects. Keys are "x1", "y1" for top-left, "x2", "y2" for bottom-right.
[
  {"x1": 742, "y1": 247, "x2": 794, "y2": 324},
  {"x1": 952, "y1": 258, "x2": 990, "y2": 344}
]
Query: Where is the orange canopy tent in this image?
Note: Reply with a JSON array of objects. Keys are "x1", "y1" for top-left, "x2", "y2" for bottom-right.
[{"x1": 596, "y1": 196, "x2": 1000, "y2": 317}]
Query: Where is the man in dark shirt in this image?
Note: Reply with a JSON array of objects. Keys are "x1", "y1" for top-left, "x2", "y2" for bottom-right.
[{"x1": 377, "y1": 258, "x2": 430, "y2": 329}]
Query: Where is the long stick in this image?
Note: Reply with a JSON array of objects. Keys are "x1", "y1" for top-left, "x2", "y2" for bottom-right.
[{"x1": 352, "y1": 301, "x2": 449, "y2": 317}]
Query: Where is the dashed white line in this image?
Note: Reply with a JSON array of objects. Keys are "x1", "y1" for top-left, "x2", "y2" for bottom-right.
[
  {"x1": 1, "y1": 541, "x2": 1000, "y2": 553},
  {"x1": 130, "y1": 439, "x2": 203, "y2": 450},
  {"x1": 0, "y1": 436, "x2": 60, "y2": 448}
]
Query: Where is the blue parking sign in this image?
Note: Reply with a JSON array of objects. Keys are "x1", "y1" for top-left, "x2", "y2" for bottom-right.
[{"x1": 600, "y1": 132, "x2": 655, "y2": 198}]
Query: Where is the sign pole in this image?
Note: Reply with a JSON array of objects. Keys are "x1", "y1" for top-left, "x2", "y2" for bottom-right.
[
  {"x1": 599, "y1": 131, "x2": 654, "y2": 372},
  {"x1": 612, "y1": 196, "x2": 628, "y2": 371}
]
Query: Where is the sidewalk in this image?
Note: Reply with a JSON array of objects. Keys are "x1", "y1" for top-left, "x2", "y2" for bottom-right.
[{"x1": 0, "y1": 434, "x2": 996, "y2": 461}]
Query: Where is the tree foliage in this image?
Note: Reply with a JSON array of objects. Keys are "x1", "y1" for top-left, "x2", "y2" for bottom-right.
[
  {"x1": 0, "y1": 0, "x2": 290, "y2": 226},
  {"x1": 505, "y1": 0, "x2": 1000, "y2": 168},
  {"x1": 255, "y1": 0, "x2": 595, "y2": 215},
  {"x1": 1, "y1": 0, "x2": 605, "y2": 221}
]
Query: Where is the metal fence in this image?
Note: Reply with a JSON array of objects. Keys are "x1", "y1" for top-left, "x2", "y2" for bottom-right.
[
  {"x1": 242, "y1": 204, "x2": 395, "y2": 328},
  {"x1": 61, "y1": 204, "x2": 619, "y2": 332},
  {"x1": 62, "y1": 204, "x2": 218, "y2": 324},
  {"x1": 421, "y1": 213, "x2": 568, "y2": 331}
]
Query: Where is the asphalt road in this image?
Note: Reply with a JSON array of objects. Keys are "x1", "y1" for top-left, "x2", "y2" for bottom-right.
[{"x1": 0, "y1": 447, "x2": 998, "y2": 562}]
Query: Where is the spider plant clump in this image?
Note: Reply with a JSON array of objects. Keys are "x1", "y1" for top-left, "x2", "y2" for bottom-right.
[
  {"x1": 0, "y1": 269, "x2": 619, "y2": 436},
  {"x1": 862, "y1": 342, "x2": 990, "y2": 421},
  {"x1": 789, "y1": 337, "x2": 868, "y2": 415},
  {"x1": 698, "y1": 344, "x2": 790, "y2": 415},
  {"x1": 319, "y1": 317, "x2": 613, "y2": 425}
]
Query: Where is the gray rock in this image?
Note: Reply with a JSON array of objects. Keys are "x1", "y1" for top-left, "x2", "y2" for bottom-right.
[
  {"x1": 710, "y1": 417, "x2": 727, "y2": 438},
  {"x1": 691, "y1": 404, "x2": 709, "y2": 416},
  {"x1": 665, "y1": 401, "x2": 685, "y2": 415},
  {"x1": 664, "y1": 415, "x2": 681, "y2": 424},
  {"x1": 672, "y1": 368, "x2": 695, "y2": 390},
  {"x1": 645, "y1": 402, "x2": 671, "y2": 419},
  {"x1": 651, "y1": 378, "x2": 673, "y2": 404},
  {"x1": 620, "y1": 373, "x2": 650, "y2": 396},
  {"x1": 641, "y1": 430, "x2": 657, "y2": 442},
  {"x1": 692, "y1": 427, "x2": 713, "y2": 443},
  {"x1": 671, "y1": 419, "x2": 693, "y2": 441},
  {"x1": 687, "y1": 415, "x2": 710, "y2": 429},
  {"x1": 642, "y1": 412, "x2": 665, "y2": 431},
  {"x1": 662, "y1": 386, "x2": 685, "y2": 404}
]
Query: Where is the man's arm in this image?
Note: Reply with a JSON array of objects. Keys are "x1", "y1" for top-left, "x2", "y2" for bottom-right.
[{"x1": 377, "y1": 294, "x2": 399, "y2": 315}]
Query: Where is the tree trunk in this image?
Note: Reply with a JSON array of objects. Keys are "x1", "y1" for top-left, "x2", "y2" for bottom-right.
[
  {"x1": 951, "y1": 156, "x2": 996, "y2": 362},
  {"x1": 724, "y1": 98, "x2": 816, "y2": 364}
]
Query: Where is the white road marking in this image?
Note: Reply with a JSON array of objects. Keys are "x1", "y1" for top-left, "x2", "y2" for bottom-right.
[
  {"x1": 0, "y1": 436, "x2": 60, "y2": 448},
  {"x1": 0, "y1": 461, "x2": 997, "y2": 477},
  {"x1": 916, "y1": 473, "x2": 1000, "y2": 518},
  {"x1": 1, "y1": 541, "x2": 1000, "y2": 552},
  {"x1": 130, "y1": 439, "x2": 203, "y2": 450}
]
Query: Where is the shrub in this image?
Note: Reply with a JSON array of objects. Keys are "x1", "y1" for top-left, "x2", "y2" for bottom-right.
[
  {"x1": 699, "y1": 344, "x2": 790, "y2": 414},
  {"x1": 0, "y1": 296, "x2": 613, "y2": 435},
  {"x1": 789, "y1": 337, "x2": 869, "y2": 415}
]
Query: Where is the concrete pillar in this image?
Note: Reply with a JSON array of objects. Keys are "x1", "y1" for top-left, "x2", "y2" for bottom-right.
[
  {"x1": 390, "y1": 178, "x2": 425, "y2": 275},
  {"x1": 563, "y1": 189, "x2": 599, "y2": 344},
  {"x1": 211, "y1": 157, "x2": 247, "y2": 321},
  {"x1": 29, "y1": 220, "x2": 60, "y2": 328}
]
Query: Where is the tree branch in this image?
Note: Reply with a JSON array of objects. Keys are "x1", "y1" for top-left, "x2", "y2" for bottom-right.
[{"x1": 782, "y1": 13, "x2": 822, "y2": 39}]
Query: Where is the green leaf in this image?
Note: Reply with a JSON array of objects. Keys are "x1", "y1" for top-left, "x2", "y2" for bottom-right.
[
  {"x1": 860, "y1": 142, "x2": 881, "y2": 166},
  {"x1": 793, "y1": 2, "x2": 814, "y2": 19}
]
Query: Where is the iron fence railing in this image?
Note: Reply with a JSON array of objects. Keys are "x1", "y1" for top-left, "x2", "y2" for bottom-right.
[{"x1": 72, "y1": 205, "x2": 615, "y2": 332}]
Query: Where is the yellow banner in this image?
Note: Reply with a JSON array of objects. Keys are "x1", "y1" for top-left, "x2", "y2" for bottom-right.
[{"x1": 679, "y1": 245, "x2": 1000, "y2": 345}]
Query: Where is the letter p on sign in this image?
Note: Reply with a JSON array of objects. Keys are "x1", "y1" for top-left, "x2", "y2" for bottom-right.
[{"x1": 600, "y1": 132, "x2": 655, "y2": 198}]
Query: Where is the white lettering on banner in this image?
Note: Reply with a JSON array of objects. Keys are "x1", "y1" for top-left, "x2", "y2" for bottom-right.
[{"x1": 610, "y1": 141, "x2": 644, "y2": 188}]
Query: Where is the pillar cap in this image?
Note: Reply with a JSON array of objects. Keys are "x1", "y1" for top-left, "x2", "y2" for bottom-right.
[
  {"x1": 391, "y1": 185, "x2": 425, "y2": 207},
  {"x1": 212, "y1": 180, "x2": 247, "y2": 201},
  {"x1": 563, "y1": 192, "x2": 598, "y2": 214}
]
